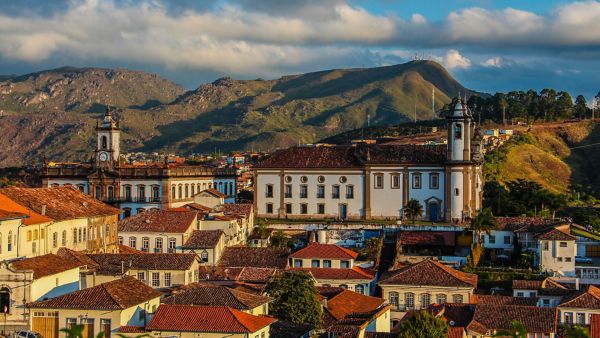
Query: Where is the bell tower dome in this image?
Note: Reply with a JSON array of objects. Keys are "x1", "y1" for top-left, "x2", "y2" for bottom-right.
[
  {"x1": 95, "y1": 107, "x2": 120, "y2": 168},
  {"x1": 446, "y1": 97, "x2": 473, "y2": 162}
]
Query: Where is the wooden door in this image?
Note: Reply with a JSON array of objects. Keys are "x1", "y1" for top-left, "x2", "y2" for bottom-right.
[{"x1": 32, "y1": 317, "x2": 58, "y2": 338}]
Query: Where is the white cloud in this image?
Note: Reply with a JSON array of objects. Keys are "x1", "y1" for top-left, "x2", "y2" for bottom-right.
[
  {"x1": 443, "y1": 50, "x2": 471, "y2": 69},
  {"x1": 481, "y1": 57, "x2": 505, "y2": 68}
]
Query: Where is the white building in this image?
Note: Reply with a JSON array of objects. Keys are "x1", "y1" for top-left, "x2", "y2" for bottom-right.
[
  {"x1": 253, "y1": 98, "x2": 484, "y2": 223},
  {"x1": 42, "y1": 109, "x2": 237, "y2": 219}
]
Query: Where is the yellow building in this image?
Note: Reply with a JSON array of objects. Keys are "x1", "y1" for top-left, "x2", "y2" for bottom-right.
[
  {"x1": 146, "y1": 304, "x2": 276, "y2": 338},
  {"x1": 182, "y1": 230, "x2": 226, "y2": 265},
  {"x1": 557, "y1": 285, "x2": 600, "y2": 326},
  {"x1": 379, "y1": 259, "x2": 477, "y2": 320},
  {"x1": 0, "y1": 254, "x2": 82, "y2": 333},
  {"x1": 27, "y1": 276, "x2": 162, "y2": 338}
]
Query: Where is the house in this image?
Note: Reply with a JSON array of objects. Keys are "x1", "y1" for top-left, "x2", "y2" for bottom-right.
[
  {"x1": 218, "y1": 247, "x2": 289, "y2": 270},
  {"x1": 192, "y1": 189, "x2": 226, "y2": 208},
  {"x1": 0, "y1": 254, "x2": 82, "y2": 332},
  {"x1": 379, "y1": 259, "x2": 477, "y2": 319},
  {"x1": 182, "y1": 229, "x2": 226, "y2": 265},
  {"x1": 396, "y1": 231, "x2": 470, "y2": 265},
  {"x1": 537, "y1": 227, "x2": 577, "y2": 276},
  {"x1": 118, "y1": 209, "x2": 198, "y2": 253},
  {"x1": 465, "y1": 304, "x2": 557, "y2": 337},
  {"x1": 0, "y1": 186, "x2": 120, "y2": 257},
  {"x1": 200, "y1": 203, "x2": 254, "y2": 246},
  {"x1": 57, "y1": 249, "x2": 199, "y2": 288},
  {"x1": 496, "y1": 217, "x2": 570, "y2": 252},
  {"x1": 163, "y1": 283, "x2": 272, "y2": 316},
  {"x1": 198, "y1": 266, "x2": 280, "y2": 287},
  {"x1": 557, "y1": 285, "x2": 600, "y2": 325},
  {"x1": 269, "y1": 321, "x2": 312, "y2": 338},
  {"x1": 27, "y1": 276, "x2": 162, "y2": 338},
  {"x1": 145, "y1": 304, "x2": 276, "y2": 338},
  {"x1": 289, "y1": 243, "x2": 359, "y2": 269},
  {"x1": 42, "y1": 109, "x2": 236, "y2": 218},
  {"x1": 512, "y1": 279, "x2": 572, "y2": 308},
  {"x1": 0, "y1": 207, "x2": 33, "y2": 260},
  {"x1": 319, "y1": 287, "x2": 391, "y2": 337},
  {"x1": 253, "y1": 98, "x2": 484, "y2": 223}
]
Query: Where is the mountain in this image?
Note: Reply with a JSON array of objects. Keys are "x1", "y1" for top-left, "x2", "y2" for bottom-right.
[{"x1": 0, "y1": 60, "x2": 468, "y2": 167}]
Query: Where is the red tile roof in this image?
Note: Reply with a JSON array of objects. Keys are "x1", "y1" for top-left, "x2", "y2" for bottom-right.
[
  {"x1": 214, "y1": 203, "x2": 253, "y2": 218},
  {"x1": 399, "y1": 231, "x2": 455, "y2": 246},
  {"x1": 183, "y1": 230, "x2": 224, "y2": 249},
  {"x1": 0, "y1": 187, "x2": 119, "y2": 220},
  {"x1": 472, "y1": 294, "x2": 537, "y2": 306},
  {"x1": 0, "y1": 193, "x2": 56, "y2": 225},
  {"x1": 85, "y1": 253, "x2": 197, "y2": 274},
  {"x1": 118, "y1": 209, "x2": 197, "y2": 233},
  {"x1": 10, "y1": 254, "x2": 82, "y2": 279},
  {"x1": 536, "y1": 228, "x2": 577, "y2": 241},
  {"x1": 322, "y1": 289, "x2": 384, "y2": 321},
  {"x1": 0, "y1": 209, "x2": 27, "y2": 221},
  {"x1": 147, "y1": 304, "x2": 276, "y2": 333},
  {"x1": 496, "y1": 217, "x2": 569, "y2": 232},
  {"x1": 119, "y1": 326, "x2": 146, "y2": 333},
  {"x1": 559, "y1": 285, "x2": 600, "y2": 309},
  {"x1": 291, "y1": 267, "x2": 375, "y2": 281},
  {"x1": 183, "y1": 203, "x2": 212, "y2": 213},
  {"x1": 590, "y1": 314, "x2": 600, "y2": 338},
  {"x1": 289, "y1": 243, "x2": 358, "y2": 260},
  {"x1": 163, "y1": 283, "x2": 271, "y2": 310},
  {"x1": 379, "y1": 259, "x2": 477, "y2": 288},
  {"x1": 199, "y1": 266, "x2": 280, "y2": 283},
  {"x1": 28, "y1": 276, "x2": 161, "y2": 310},
  {"x1": 448, "y1": 326, "x2": 464, "y2": 338},
  {"x1": 199, "y1": 188, "x2": 227, "y2": 198},
  {"x1": 218, "y1": 247, "x2": 289, "y2": 269},
  {"x1": 467, "y1": 305, "x2": 557, "y2": 335}
]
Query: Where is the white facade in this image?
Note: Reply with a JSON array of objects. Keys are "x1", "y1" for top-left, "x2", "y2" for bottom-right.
[{"x1": 538, "y1": 238, "x2": 577, "y2": 276}]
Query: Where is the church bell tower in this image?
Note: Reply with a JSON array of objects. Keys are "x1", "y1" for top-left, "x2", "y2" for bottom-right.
[{"x1": 95, "y1": 107, "x2": 120, "y2": 168}]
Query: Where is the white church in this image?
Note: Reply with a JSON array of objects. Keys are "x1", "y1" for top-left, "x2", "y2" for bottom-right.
[{"x1": 253, "y1": 98, "x2": 484, "y2": 223}]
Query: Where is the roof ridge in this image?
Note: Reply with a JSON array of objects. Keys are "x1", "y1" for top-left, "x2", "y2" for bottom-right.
[{"x1": 102, "y1": 279, "x2": 126, "y2": 309}]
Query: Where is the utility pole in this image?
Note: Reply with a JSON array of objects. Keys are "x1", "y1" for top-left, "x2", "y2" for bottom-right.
[
  {"x1": 502, "y1": 105, "x2": 506, "y2": 127},
  {"x1": 414, "y1": 103, "x2": 417, "y2": 123},
  {"x1": 432, "y1": 87, "x2": 435, "y2": 119}
]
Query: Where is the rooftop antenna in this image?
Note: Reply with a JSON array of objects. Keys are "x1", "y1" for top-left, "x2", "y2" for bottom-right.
[
  {"x1": 432, "y1": 87, "x2": 435, "y2": 119},
  {"x1": 414, "y1": 103, "x2": 417, "y2": 123}
]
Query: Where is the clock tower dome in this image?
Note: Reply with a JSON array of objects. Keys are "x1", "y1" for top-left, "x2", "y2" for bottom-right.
[{"x1": 95, "y1": 107, "x2": 120, "y2": 168}]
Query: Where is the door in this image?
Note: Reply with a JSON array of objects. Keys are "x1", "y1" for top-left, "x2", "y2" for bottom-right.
[
  {"x1": 340, "y1": 204, "x2": 347, "y2": 220},
  {"x1": 32, "y1": 316, "x2": 59, "y2": 338},
  {"x1": 81, "y1": 319, "x2": 94, "y2": 338},
  {"x1": 429, "y1": 202, "x2": 438, "y2": 222}
]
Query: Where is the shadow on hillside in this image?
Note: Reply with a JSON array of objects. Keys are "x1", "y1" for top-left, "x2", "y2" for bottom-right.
[
  {"x1": 565, "y1": 122, "x2": 600, "y2": 199},
  {"x1": 129, "y1": 99, "x2": 163, "y2": 110}
]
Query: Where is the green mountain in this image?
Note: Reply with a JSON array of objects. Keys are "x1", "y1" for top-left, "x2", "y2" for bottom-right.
[{"x1": 0, "y1": 60, "x2": 468, "y2": 167}]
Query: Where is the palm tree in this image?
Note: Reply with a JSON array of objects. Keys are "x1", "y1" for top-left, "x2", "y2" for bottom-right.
[
  {"x1": 404, "y1": 199, "x2": 423, "y2": 224},
  {"x1": 471, "y1": 207, "x2": 498, "y2": 243}
]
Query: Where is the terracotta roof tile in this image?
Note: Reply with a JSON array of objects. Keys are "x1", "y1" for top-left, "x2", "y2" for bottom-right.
[
  {"x1": 183, "y1": 203, "x2": 212, "y2": 213},
  {"x1": 163, "y1": 283, "x2": 271, "y2": 310},
  {"x1": 436, "y1": 303, "x2": 474, "y2": 328},
  {"x1": 291, "y1": 267, "x2": 375, "y2": 281},
  {"x1": 269, "y1": 320, "x2": 313, "y2": 338},
  {"x1": 85, "y1": 253, "x2": 197, "y2": 274},
  {"x1": 289, "y1": 243, "x2": 358, "y2": 260},
  {"x1": 379, "y1": 259, "x2": 477, "y2": 288},
  {"x1": 536, "y1": 228, "x2": 577, "y2": 241},
  {"x1": 183, "y1": 230, "x2": 224, "y2": 249},
  {"x1": 472, "y1": 294, "x2": 538, "y2": 306},
  {"x1": 218, "y1": 247, "x2": 289, "y2": 269},
  {"x1": 11, "y1": 254, "x2": 82, "y2": 279},
  {"x1": 467, "y1": 305, "x2": 557, "y2": 335},
  {"x1": 321, "y1": 289, "x2": 384, "y2": 321},
  {"x1": 559, "y1": 285, "x2": 600, "y2": 309},
  {"x1": 0, "y1": 209, "x2": 27, "y2": 221},
  {"x1": 118, "y1": 209, "x2": 197, "y2": 233},
  {"x1": 399, "y1": 231, "x2": 455, "y2": 246},
  {"x1": 0, "y1": 187, "x2": 118, "y2": 220},
  {"x1": 0, "y1": 193, "x2": 55, "y2": 225},
  {"x1": 213, "y1": 203, "x2": 253, "y2": 218},
  {"x1": 147, "y1": 304, "x2": 276, "y2": 333},
  {"x1": 496, "y1": 217, "x2": 569, "y2": 232},
  {"x1": 28, "y1": 276, "x2": 161, "y2": 310},
  {"x1": 448, "y1": 327, "x2": 464, "y2": 338},
  {"x1": 119, "y1": 326, "x2": 146, "y2": 333},
  {"x1": 590, "y1": 314, "x2": 600, "y2": 338},
  {"x1": 199, "y1": 188, "x2": 227, "y2": 198},
  {"x1": 199, "y1": 266, "x2": 280, "y2": 283}
]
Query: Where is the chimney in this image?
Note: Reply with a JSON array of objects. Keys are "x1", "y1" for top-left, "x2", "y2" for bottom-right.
[
  {"x1": 575, "y1": 278, "x2": 580, "y2": 291},
  {"x1": 321, "y1": 298, "x2": 327, "y2": 309},
  {"x1": 41, "y1": 205, "x2": 47, "y2": 216}
]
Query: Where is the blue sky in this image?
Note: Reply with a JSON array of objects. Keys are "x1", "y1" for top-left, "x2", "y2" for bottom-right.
[{"x1": 0, "y1": 0, "x2": 599, "y2": 100}]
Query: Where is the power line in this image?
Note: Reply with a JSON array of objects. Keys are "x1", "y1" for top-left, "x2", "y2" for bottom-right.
[{"x1": 570, "y1": 142, "x2": 600, "y2": 150}]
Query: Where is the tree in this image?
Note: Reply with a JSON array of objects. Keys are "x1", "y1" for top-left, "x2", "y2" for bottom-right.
[
  {"x1": 467, "y1": 242, "x2": 485, "y2": 267},
  {"x1": 565, "y1": 324, "x2": 591, "y2": 338},
  {"x1": 364, "y1": 237, "x2": 383, "y2": 262},
  {"x1": 266, "y1": 271, "x2": 323, "y2": 327},
  {"x1": 493, "y1": 321, "x2": 527, "y2": 338},
  {"x1": 404, "y1": 199, "x2": 423, "y2": 224},
  {"x1": 397, "y1": 310, "x2": 448, "y2": 338},
  {"x1": 270, "y1": 230, "x2": 290, "y2": 248},
  {"x1": 471, "y1": 207, "x2": 499, "y2": 242},
  {"x1": 556, "y1": 91, "x2": 574, "y2": 119},
  {"x1": 575, "y1": 95, "x2": 589, "y2": 119}
]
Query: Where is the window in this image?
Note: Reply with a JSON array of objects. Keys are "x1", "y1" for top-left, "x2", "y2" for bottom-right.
[
  {"x1": 164, "y1": 273, "x2": 172, "y2": 287},
  {"x1": 454, "y1": 123, "x2": 462, "y2": 139},
  {"x1": 0, "y1": 288, "x2": 8, "y2": 314},
  {"x1": 339, "y1": 284, "x2": 348, "y2": 289},
  {"x1": 142, "y1": 237, "x2": 149, "y2": 251},
  {"x1": 374, "y1": 174, "x2": 383, "y2": 189},
  {"x1": 420, "y1": 293, "x2": 431, "y2": 308},
  {"x1": 429, "y1": 173, "x2": 439, "y2": 189},
  {"x1": 317, "y1": 204, "x2": 325, "y2": 214},
  {"x1": 318, "y1": 176, "x2": 325, "y2": 183},
  {"x1": 452, "y1": 294, "x2": 463, "y2": 304},
  {"x1": 200, "y1": 251, "x2": 209, "y2": 262},
  {"x1": 355, "y1": 285, "x2": 364, "y2": 294},
  {"x1": 78, "y1": 228, "x2": 82, "y2": 242},
  {"x1": 107, "y1": 186, "x2": 114, "y2": 200},
  {"x1": 129, "y1": 237, "x2": 137, "y2": 248},
  {"x1": 168, "y1": 238, "x2": 177, "y2": 253},
  {"x1": 178, "y1": 185, "x2": 183, "y2": 199},
  {"x1": 341, "y1": 260, "x2": 350, "y2": 269},
  {"x1": 346, "y1": 185, "x2": 354, "y2": 199},
  {"x1": 100, "y1": 319, "x2": 111, "y2": 338},
  {"x1": 72, "y1": 228, "x2": 77, "y2": 243},
  {"x1": 455, "y1": 188, "x2": 460, "y2": 196},
  {"x1": 138, "y1": 272, "x2": 146, "y2": 282},
  {"x1": 436, "y1": 294, "x2": 446, "y2": 304},
  {"x1": 300, "y1": 185, "x2": 308, "y2": 198},
  {"x1": 8, "y1": 231, "x2": 13, "y2": 251},
  {"x1": 152, "y1": 272, "x2": 160, "y2": 287},
  {"x1": 106, "y1": 224, "x2": 110, "y2": 238},
  {"x1": 27, "y1": 230, "x2": 32, "y2": 242},
  {"x1": 300, "y1": 176, "x2": 308, "y2": 183},
  {"x1": 391, "y1": 173, "x2": 400, "y2": 189},
  {"x1": 31, "y1": 242, "x2": 37, "y2": 253},
  {"x1": 33, "y1": 229, "x2": 38, "y2": 240},
  {"x1": 155, "y1": 238, "x2": 163, "y2": 253},
  {"x1": 557, "y1": 257, "x2": 563, "y2": 262},
  {"x1": 317, "y1": 185, "x2": 325, "y2": 198},
  {"x1": 565, "y1": 257, "x2": 572, "y2": 262},
  {"x1": 191, "y1": 184, "x2": 196, "y2": 196},
  {"x1": 488, "y1": 235, "x2": 496, "y2": 244},
  {"x1": 152, "y1": 186, "x2": 160, "y2": 201},
  {"x1": 285, "y1": 176, "x2": 292, "y2": 183},
  {"x1": 95, "y1": 185, "x2": 101, "y2": 199},
  {"x1": 577, "y1": 313, "x2": 586, "y2": 325},
  {"x1": 124, "y1": 185, "x2": 132, "y2": 201},
  {"x1": 118, "y1": 236, "x2": 123, "y2": 245},
  {"x1": 311, "y1": 260, "x2": 320, "y2": 268},
  {"x1": 101, "y1": 135, "x2": 108, "y2": 149},
  {"x1": 138, "y1": 185, "x2": 146, "y2": 201},
  {"x1": 412, "y1": 173, "x2": 422, "y2": 189},
  {"x1": 300, "y1": 204, "x2": 308, "y2": 214},
  {"x1": 564, "y1": 312, "x2": 573, "y2": 324},
  {"x1": 284, "y1": 185, "x2": 292, "y2": 198},
  {"x1": 62, "y1": 230, "x2": 67, "y2": 246},
  {"x1": 389, "y1": 292, "x2": 399, "y2": 310},
  {"x1": 171, "y1": 185, "x2": 176, "y2": 199},
  {"x1": 82, "y1": 228, "x2": 86, "y2": 241},
  {"x1": 560, "y1": 242, "x2": 567, "y2": 248},
  {"x1": 265, "y1": 184, "x2": 274, "y2": 198},
  {"x1": 543, "y1": 241, "x2": 549, "y2": 250},
  {"x1": 294, "y1": 259, "x2": 303, "y2": 268},
  {"x1": 266, "y1": 203, "x2": 274, "y2": 214},
  {"x1": 405, "y1": 292, "x2": 414, "y2": 309},
  {"x1": 66, "y1": 318, "x2": 77, "y2": 329},
  {"x1": 332, "y1": 185, "x2": 340, "y2": 199},
  {"x1": 516, "y1": 292, "x2": 524, "y2": 297},
  {"x1": 504, "y1": 236, "x2": 511, "y2": 244},
  {"x1": 285, "y1": 203, "x2": 292, "y2": 214},
  {"x1": 324, "y1": 260, "x2": 332, "y2": 268}
]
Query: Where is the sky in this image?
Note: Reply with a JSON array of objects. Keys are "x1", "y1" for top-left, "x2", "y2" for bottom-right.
[{"x1": 1, "y1": 0, "x2": 599, "y2": 100}]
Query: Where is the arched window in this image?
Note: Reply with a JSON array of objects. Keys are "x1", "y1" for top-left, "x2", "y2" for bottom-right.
[
  {"x1": 203, "y1": 183, "x2": 207, "y2": 190},
  {"x1": 218, "y1": 182, "x2": 223, "y2": 192},
  {"x1": 101, "y1": 135, "x2": 108, "y2": 149},
  {"x1": 7, "y1": 231, "x2": 12, "y2": 252},
  {"x1": 171, "y1": 185, "x2": 176, "y2": 199},
  {"x1": 355, "y1": 285, "x2": 364, "y2": 295},
  {"x1": 82, "y1": 228, "x2": 87, "y2": 241},
  {"x1": 152, "y1": 186, "x2": 160, "y2": 201},
  {"x1": 185, "y1": 184, "x2": 189, "y2": 198},
  {"x1": 454, "y1": 123, "x2": 462, "y2": 139},
  {"x1": 229, "y1": 182, "x2": 234, "y2": 196},
  {"x1": 107, "y1": 186, "x2": 114, "y2": 200},
  {"x1": 0, "y1": 287, "x2": 10, "y2": 314},
  {"x1": 191, "y1": 185, "x2": 195, "y2": 197},
  {"x1": 52, "y1": 232, "x2": 57, "y2": 248},
  {"x1": 178, "y1": 185, "x2": 183, "y2": 199}
]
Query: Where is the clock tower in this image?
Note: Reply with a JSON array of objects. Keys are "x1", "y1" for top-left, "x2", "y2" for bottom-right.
[{"x1": 95, "y1": 107, "x2": 120, "y2": 168}]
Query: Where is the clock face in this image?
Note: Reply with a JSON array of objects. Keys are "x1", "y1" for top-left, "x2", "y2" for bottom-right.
[{"x1": 99, "y1": 152, "x2": 109, "y2": 162}]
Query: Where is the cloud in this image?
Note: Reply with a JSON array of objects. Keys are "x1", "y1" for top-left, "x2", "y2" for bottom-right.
[
  {"x1": 481, "y1": 56, "x2": 514, "y2": 68},
  {"x1": 442, "y1": 50, "x2": 471, "y2": 69}
]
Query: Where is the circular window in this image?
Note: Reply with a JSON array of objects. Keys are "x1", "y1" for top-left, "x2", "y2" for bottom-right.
[
  {"x1": 300, "y1": 176, "x2": 308, "y2": 183},
  {"x1": 285, "y1": 176, "x2": 292, "y2": 183},
  {"x1": 339, "y1": 176, "x2": 347, "y2": 183},
  {"x1": 317, "y1": 176, "x2": 325, "y2": 183}
]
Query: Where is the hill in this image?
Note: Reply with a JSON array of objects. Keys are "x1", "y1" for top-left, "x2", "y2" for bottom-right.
[{"x1": 0, "y1": 60, "x2": 468, "y2": 166}]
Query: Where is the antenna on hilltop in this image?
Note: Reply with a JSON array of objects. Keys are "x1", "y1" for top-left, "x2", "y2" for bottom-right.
[{"x1": 432, "y1": 87, "x2": 435, "y2": 119}]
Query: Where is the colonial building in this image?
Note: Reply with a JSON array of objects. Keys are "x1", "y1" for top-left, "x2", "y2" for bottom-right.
[
  {"x1": 253, "y1": 98, "x2": 484, "y2": 223},
  {"x1": 42, "y1": 109, "x2": 237, "y2": 218}
]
